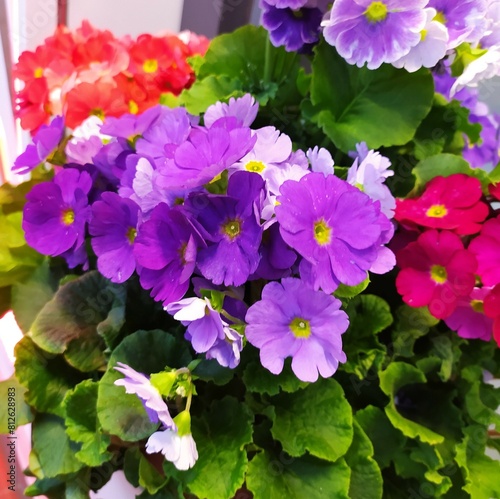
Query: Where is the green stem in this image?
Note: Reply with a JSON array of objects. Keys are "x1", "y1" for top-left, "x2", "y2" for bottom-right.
[{"x1": 264, "y1": 36, "x2": 272, "y2": 83}]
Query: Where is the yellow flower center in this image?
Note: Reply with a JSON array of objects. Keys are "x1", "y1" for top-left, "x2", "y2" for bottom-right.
[
  {"x1": 426, "y1": 204, "x2": 448, "y2": 218},
  {"x1": 34, "y1": 67, "x2": 44, "y2": 78},
  {"x1": 90, "y1": 108, "x2": 105, "y2": 120},
  {"x1": 470, "y1": 300, "x2": 484, "y2": 314},
  {"x1": 222, "y1": 219, "x2": 241, "y2": 240},
  {"x1": 245, "y1": 160, "x2": 266, "y2": 173},
  {"x1": 430, "y1": 265, "x2": 447, "y2": 284},
  {"x1": 178, "y1": 242, "x2": 188, "y2": 265},
  {"x1": 129, "y1": 100, "x2": 139, "y2": 114},
  {"x1": 126, "y1": 227, "x2": 137, "y2": 244},
  {"x1": 313, "y1": 219, "x2": 332, "y2": 246},
  {"x1": 143, "y1": 59, "x2": 158, "y2": 73},
  {"x1": 420, "y1": 29, "x2": 428, "y2": 42},
  {"x1": 434, "y1": 11, "x2": 446, "y2": 24},
  {"x1": 365, "y1": 1, "x2": 388, "y2": 23},
  {"x1": 290, "y1": 317, "x2": 311, "y2": 339},
  {"x1": 61, "y1": 208, "x2": 75, "y2": 226}
]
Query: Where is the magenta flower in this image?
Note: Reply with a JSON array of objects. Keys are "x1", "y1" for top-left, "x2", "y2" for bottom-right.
[
  {"x1": 469, "y1": 216, "x2": 500, "y2": 287},
  {"x1": 23, "y1": 168, "x2": 92, "y2": 262},
  {"x1": 396, "y1": 230, "x2": 477, "y2": 319},
  {"x1": 322, "y1": 0, "x2": 428, "y2": 70},
  {"x1": 444, "y1": 287, "x2": 493, "y2": 341},
  {"x1": 89, "y1": 192, "x2": 140, "y2": 283},
  {"x1": 245, "y1": 278, "x2": 348, "y2": 382},
  {"x1": 134, "y1": 205, "x2": 203, "y2": 306},
  {"x1": 276, "y1": 172, "x2": 390, "y2": 292}
]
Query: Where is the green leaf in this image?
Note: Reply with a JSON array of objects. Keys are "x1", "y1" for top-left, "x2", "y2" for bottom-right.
[
  {"x1": 411, "y1": 153, "x2": 492, "y2": 195},
  {"x1": 0, "y1": 375, "x2": 33, "y2": 432},
  {"x1": 139, "y1": 454, "x2": 168, "y2": 494},
  {"x1": 247, "y1": 452, "x2": 351, "y2": 499},
  {"x1": 342, "y1": 295, "x2": 392, "y2": 378},
  {"x1": 345, "y1": 421, "x2": 383, "y2": 499},
  {"x1": 97, "y1": 329, "x2": 191, "y2": 442},
  {"x1": 24, "y1": 477, "x2": 66, "y2": 497},
  {"x1": 310, "y1": 42, "x2": 434, "y2": 152},
  {"x1": 15, "y1": 336, "x2": 84, "y2": 417},
  {"x1": 355, "y1": 406, "x2": 406, "y2": 469},
  {"x1": 270, "y1": 378, "x2": 353, "y2": 462},
  {"x1": 334, "y1": 276, "x2": 370, "y2": 300},
  {"x1": 379, "y1": 362, "x2": 445, "y2": 445},
  {"x1": 177, "y1": 397, "x2": 252, "y2": 499},
  {"x1": 30, "y1": 271, "x2": 126, "y2": 372},
  {"x1": 11, "y1": 259, "x2": 59, "y2": 334},
  {"x1": 455, "y1": 425, "x2": 500, "y2": 499},
  {"x1": 242, "y1": 360, "x2": 307, "y2": 396},
  {"x1": 31, "y1": 414, "x2": 85, "y2": 478},
  {"x1": 192, "y1": 358, "x2": 234, "y2": 386},
  {"x1": 123, "y1": 447, "x2": 142, "y2": 488},
  {"x1": 64, "y1": 380, "x2": 112, "y2": 467}
]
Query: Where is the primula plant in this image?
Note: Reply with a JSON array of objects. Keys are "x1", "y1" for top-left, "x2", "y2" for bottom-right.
[{"x1": 1, "y1": 1, "x2": 500, "y2": 498}]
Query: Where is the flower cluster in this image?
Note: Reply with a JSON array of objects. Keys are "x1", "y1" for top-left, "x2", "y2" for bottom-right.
[
  {"x1": 13, "y1": 21, "x2": 209, "y2": 133},
  {"x1": 261, "y1": 0, "x2": 500, "y2": 80},
  {"x1": 17, "y1": 94, "x2": 396, "y2": 383},
  {"x1": 395, "y1": 172, "x2": 500, "y2": 347}
]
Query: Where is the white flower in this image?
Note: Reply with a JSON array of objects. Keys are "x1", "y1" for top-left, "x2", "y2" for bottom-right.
[
  {"x1": 146, "y1": 430, "x2": 198, "y2": 470},
  {"x1": 392, "y1": 8, "x2": 449, "y2": 73}
]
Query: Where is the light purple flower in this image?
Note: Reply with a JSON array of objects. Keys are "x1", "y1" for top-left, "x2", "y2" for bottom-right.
[
  {"x1": 322, "y1": 0, "x2": 428, "y2": 70},
  {"x1": 23, "y1": 167, "x2": 91, "y2": 261},
  {"x1": 134, "y1": 205, "x2": 203, "y2": 306},
  {"x1": 186, "y1": 171, "x2": 265, "y2": 286},
  {"x1": 347, "y1": 145, "x2": 395, "y2": 218},
  {"x1": 444, "y1": 287, "x2": 493, "y2": 341},
  {"x1": 276, "y1": 172, "x2": 391, "y2": 292},
  {"x1": 245, "y1": 278, "x2": 348, "y2": 382},
  {"x1": 204, "y1": 94, "x2": 259, "y2": 128},
  {"x1": 166, "y1": 297, "x2": 243, "y2": 368},
  {"x1": 89, "y1": 192, "x2": 140, "y2": 283},
  {"x1": 429, "y1": 0, "x2": 488, "y2": 49},
  {"x1": 114, "y1": 362, "x2": 176, "y2": 428},
  {"x1": 13, "y1": 115, "x2": 64, "y2": 174},
  {"x1": 306, "y1": 146, "x2": 334, "y2": 176},
  {"x1": 65, "y1": 115, "x2": 108, "y2": 165}
]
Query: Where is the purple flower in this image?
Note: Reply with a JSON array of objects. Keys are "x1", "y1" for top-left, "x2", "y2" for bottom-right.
[
  {"x1": 245, "y1": 278, "x2": 348, "y2": 382},
  {"x1": 186, "y1": 171, "x2": 264, "y2": 286},
  {"x1": 134, "y1": 204, "x2": 203, "y2": 306},
  {"x1": 89, "y1": 192, "x2": 140, "y2": 283},
  {"x1": 23, "y1": 168, "x2": 91, "y2": 262},
  {"x1": 204, "y1": 94, "x2": 259, "y2": 128},
  {"x1": 276, "y1": 172, "x2": 390, "y2": 292},
  {"x1": 166, "y1": 297, "x2": 243, "y2": 368},
  {"x1": 429, "y1": 0, "x2": 488, "y2": 49},
  {"x1": 260, "y1": 0, "x2": 326, "y2": 52},
  {"x1": 306, "y1": 146, "x2": 334, "y2": 176},
  {"x1": 463, "y1": 112, "x2": 500, "y2": 171},
  {"x1": 444, "y1": 288, "x2": 493, "y2": 341},
  {"x1": 157, "y1": 118, "x2": 256, "y2": 190},
  {"x1": 13, "y1": 116, "x2": 64, "y2": 174},
  {"x1": 114, "y1": 362, "x2": 176, "y2": 428},
  {"x1": 322, "y1": 0, "x2": 428, "y2": 70}
]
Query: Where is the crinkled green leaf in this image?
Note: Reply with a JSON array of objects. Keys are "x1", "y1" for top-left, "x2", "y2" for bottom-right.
[
  {"x1": 310, "y1": 42, "x2": 434, "y2": 152},
  {"x1": 64, "y1": 380, "x2": 112, "y2": 467},
  {"x1": 247, "y1": 452, "x2": 350, "y2": 499},
  {"x1": 345, "y1": 421, "x2": 383, "y2": 499},
  {"x1": 0, "y1": 374, "x2": 33, "y2": 432},
  {"x1": 30, "y1": 271, "x2": 126, "y2": 372},
  {"x1": 31, "y1": 414, "x2": 85, "y2": 478},
  {"x1": 270, "y1": 378, "x2": 353, "y2": 462},
  {"x1": 355, "y1": 406, "x2": 406, "y2": 469},
  {"x1": 379, "y1": 362, "x2": 445, "y2": 444},
  {"x1": 97, "y1": 329, "x2": 191, "y2": 442},
  {"x1": 15, "y1": 336, "x2": 84, "y2": 417},
  {"x1": 180, "y1": 397, "x2": 253, "y2": 499}
]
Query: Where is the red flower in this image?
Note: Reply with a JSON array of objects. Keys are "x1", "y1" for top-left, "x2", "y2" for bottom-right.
[
  {"x1": 484, "y1": 285, "x2": 500, "y2": 347},
  {"x1": 396, "y1": 230, "x2": 477, "y2": 319},
  {"x1": 64, "y1": 80, "x2": 128, "y2": 129},
  {"x1": 16, "y1": 79, "x2": 51, "y2": 133},
  {"x1": 395, "y1": 174, "x2": 488, "y2": 235}
]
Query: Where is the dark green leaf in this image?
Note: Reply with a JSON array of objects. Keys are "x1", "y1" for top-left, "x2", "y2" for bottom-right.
[
  {"x1": 139, "y1": 454, "x2": 168, "y2": 495},
  {"x1": 270, "y1": 378, "x2": 353, "y2": 462}
]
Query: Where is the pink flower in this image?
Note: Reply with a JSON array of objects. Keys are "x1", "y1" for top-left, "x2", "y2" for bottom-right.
[
  {"x1": 484, "y1": 285, "x2": 500, "y2": 348},
  {"x1": 396, "y1": 230, "x2": 477, "y2": 319},
  {"x1": 395, "y1": 174, "x2": 488, "y2": 235},
  {"x1": 469, "y1": 216, "x2": 500, "y2": 287},
  {"x1": 444, "y1": 287, "x2": 493, "y2": 341}
]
